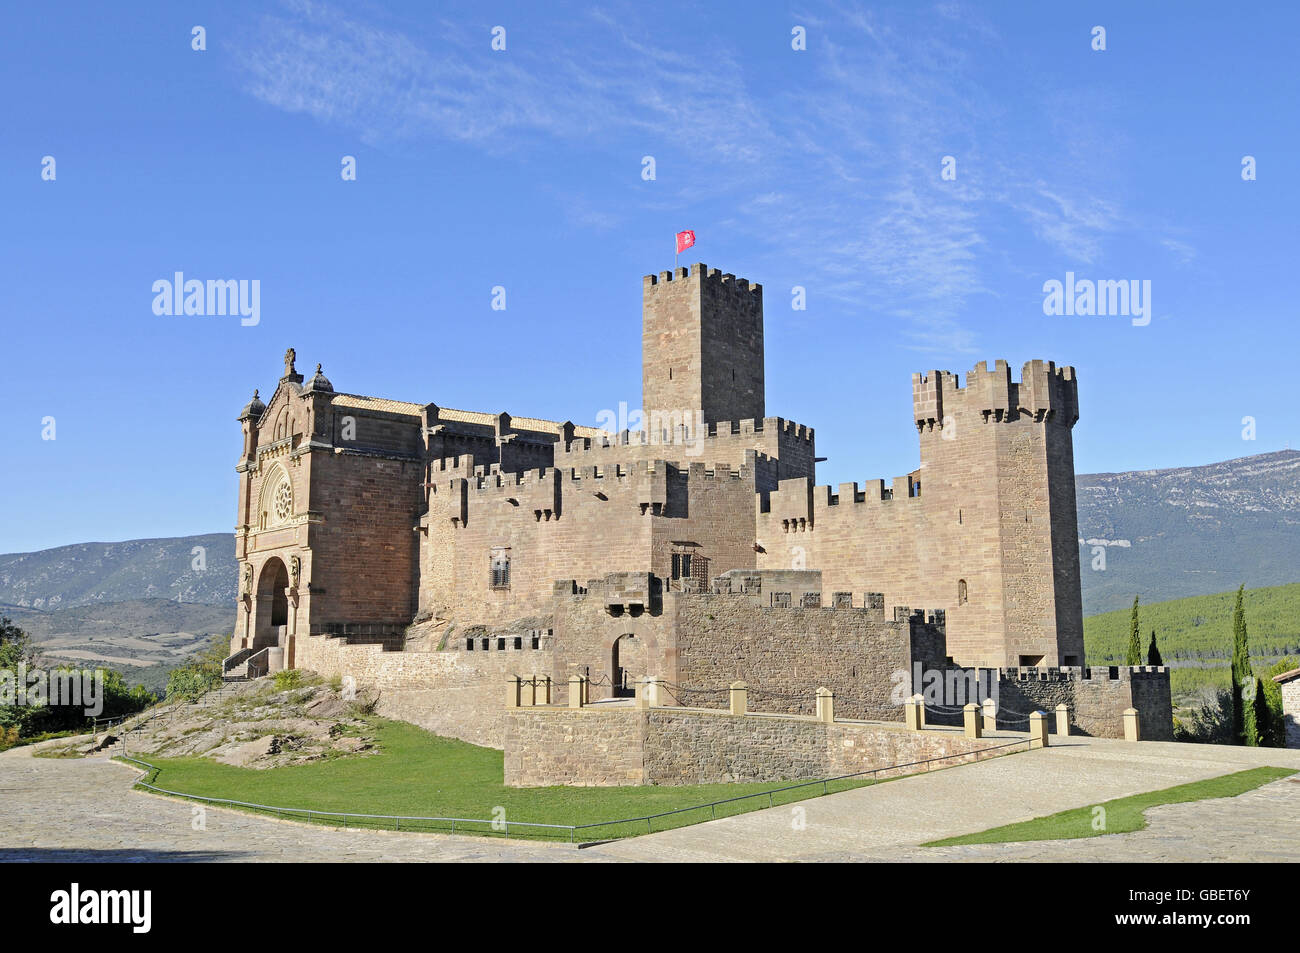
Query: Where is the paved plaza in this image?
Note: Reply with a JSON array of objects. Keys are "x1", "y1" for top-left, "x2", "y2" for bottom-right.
[{"x1": 2, "y1": 735, "x2": 1296, "y2": 863}]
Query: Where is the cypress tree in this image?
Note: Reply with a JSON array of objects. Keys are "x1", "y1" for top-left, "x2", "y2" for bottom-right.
[
  {"x1": 1230, "y1": 585, "x2": 1253, "y2": 745},
  {"x1": 1240, "y1": 677, "x2": 1266, "y2": 747},
  {"x1": 1146, "y1": 629, "x2": 1163, "y2": 666},
  {"x1": 1125, "y1": 596, "x2": 1143, "y2": 665}
]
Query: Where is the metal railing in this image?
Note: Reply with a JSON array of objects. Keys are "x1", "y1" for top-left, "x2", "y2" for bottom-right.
[
  {"x1": 222, "y1": 648, "x2": 254, "y2": 676},
  {"x1": 118, "y1": 735, "x2": 1033, "y2": 844}
]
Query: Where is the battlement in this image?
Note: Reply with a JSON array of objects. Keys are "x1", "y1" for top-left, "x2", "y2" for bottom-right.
[
  {"x1": 428, "y1": 454, "x2": 477, "y2": 474},
  {"x1": 759, "y1": 473, "x2": 923, "y2": 523},
  {"x1": 643, "y1": 262, "x2": 763, "y2": 302},
  {"x1": 913, "y1": 359, "x2": 1079, "y2": 432},
  {"x1": 996, "y1": 664, "x2": 1170, "y2": 682},
  {"x1": 561, "y1": 415, "x2": 813, "y2": 457},
  {"x1": 427, "y1": 456, "x2": 762, "y2": 527}
]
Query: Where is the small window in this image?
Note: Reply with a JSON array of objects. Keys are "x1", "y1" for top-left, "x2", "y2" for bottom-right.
[
  {"x1": 671, "y1": 553, "x2": 692, "y2": 580},
  {"x1": 490, "y1": 548, "x2": 510, "y2": 589},
  {"x1": 957, "y1": 579, "x2": 968, "y2": 605},
  {"x1": 513, "y1": 637, "x2": 522, "y2": 650},
  {"x1": 497, "y1": 638, "x2": 505, "y2": 651},
  {"x1": 466, "y1": 638, "x2": 474, "y2": 651}
]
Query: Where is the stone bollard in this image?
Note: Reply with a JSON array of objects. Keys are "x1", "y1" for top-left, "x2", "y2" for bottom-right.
[
  {"x1": 647, "y1": 676, "x2": 665, "y2": 708},
  {"x1": 505, "y1": 675, "x2": 521, "y2": 709},
  {"x1": 982, "y1": 696, "x2": 998, "y2": 733},
  {"x1": 1055, "y1": 703, "x2": 1070, "y2": 737},
  {"x1": 1028, "y1": 711, "x2": 1049, "y2": 749},
  {"x1": 536, "y1": 675, "x2": 552, "y2": 705},
  {"x1": 963, "y1": 702, "x2": 982, "y2": 739},
  {"x1": 1123, "y1": 707, "x2": 1141, "y2": 741},
  {"x1": 581, "y1": 675, "x2": 590, "y2": 706},
  {"x1": 904, "y1": 694, "x2": 923, "y2": 731},
  {"x1": 635, "y1": 677, "x2": 652, "y2": 710},
  {"x1": 729, "y1": 681, "x2": 748, "y2": 716},
  {"x1": 568, "y1": 675, "x2": 584, "y2": 709},
  {"x1": 815, "y1": 687, "x2": 834, "y2": 724}
]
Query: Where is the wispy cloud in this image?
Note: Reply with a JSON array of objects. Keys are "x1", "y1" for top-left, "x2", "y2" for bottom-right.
[{"x1": 232, "y1": 0, "x2": 1185, "y2": 355}]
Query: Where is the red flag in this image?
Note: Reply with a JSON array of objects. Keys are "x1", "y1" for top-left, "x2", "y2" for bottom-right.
[{"x1": 675, "y1": 230, "x2": 696, "y2": 254}]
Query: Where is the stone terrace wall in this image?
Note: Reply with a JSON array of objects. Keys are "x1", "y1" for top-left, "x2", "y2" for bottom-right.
[
  {"x1": 296, "y1": 634, "x2": 553, "y2": 748},
  {"x1": 503, "y1": 707, "x2": 1015, "y2": 787},
  {"x1": 993, "y1": 666, "x2": 1173, "y2": 741},
  {"x1": 671, "y1": 591, "x2": 941, "y2": 721}
]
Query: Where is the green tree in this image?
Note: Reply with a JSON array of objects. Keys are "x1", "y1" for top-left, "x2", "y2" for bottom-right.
[
  {"x1": 1146, "y1": 629, "x2": 1163, "y2": 666},
  {"x1": 165, "y1": 632, "x2": 230, "y2": 702},
  {"x1": 1230, "y1": 585, "x2": 1254, "y2": 745},
  {"x1": 1125, "y1": 596, "x2": 1143, "y2": 665},
  {"x1": 0, "y1": 617, "x2": 42, "y2": 738}
]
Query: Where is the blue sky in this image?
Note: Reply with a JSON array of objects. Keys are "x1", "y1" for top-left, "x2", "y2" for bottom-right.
[{"x1": 2, "y1": 0, "x2": 1297, "y2": 553}]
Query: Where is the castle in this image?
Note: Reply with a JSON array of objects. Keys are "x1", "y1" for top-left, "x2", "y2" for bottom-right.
[{"x1": 228, "y1": 262, "x2": 1172, "y2": 760}]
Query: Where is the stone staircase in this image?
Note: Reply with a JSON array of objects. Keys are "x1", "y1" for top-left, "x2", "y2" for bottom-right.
[{"x1": 222, "y1": 647, "x2": 254, "y2": 682}]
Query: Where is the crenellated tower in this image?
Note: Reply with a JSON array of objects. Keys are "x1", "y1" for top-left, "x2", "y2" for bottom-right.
[
  {"x1": 912, "y1": 359, "x2": 1083, "y2": 666},
  {"x1": 642, "y1": 262, "x2": 764, "y2": 427}
]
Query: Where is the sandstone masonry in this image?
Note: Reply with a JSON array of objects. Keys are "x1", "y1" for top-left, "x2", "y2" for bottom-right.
[{"x1": 228, "y1": 262, "x2": 1174, "y2": 752}]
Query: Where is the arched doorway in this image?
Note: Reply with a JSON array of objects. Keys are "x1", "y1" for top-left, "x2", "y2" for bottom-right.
[
  {"x1": 253, "y1": 557, "x2": 290, "y2": 649},
  {"x1": 611, "y1": 633, "x2": 643, "y2": 698}
]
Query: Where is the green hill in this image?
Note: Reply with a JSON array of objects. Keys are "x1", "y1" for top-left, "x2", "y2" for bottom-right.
[{"x1": 1083, "y1": 582, "x2": 1300, "y2": 664}]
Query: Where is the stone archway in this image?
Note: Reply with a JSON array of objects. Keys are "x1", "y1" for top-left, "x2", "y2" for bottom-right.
[
  {"x1": 610, "y1": 634, "x2": 638, "y2": 697},
  {"x1": 253, "y1": 557, "x2": 290, "y2": 650},
  {"x1": 604, "y1": 620, "x2": 668, "y2": 700}
]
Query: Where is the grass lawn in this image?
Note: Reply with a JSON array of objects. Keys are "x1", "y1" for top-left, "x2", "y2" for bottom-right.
[
  {"x1": 924, "y1": 766, "x2": 1296, "y2": 847},
  {"x1": 127, "y1": 717, "x2": 885, "y2": 841}
]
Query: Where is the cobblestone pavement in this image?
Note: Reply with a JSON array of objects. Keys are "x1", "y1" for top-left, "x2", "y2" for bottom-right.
[{"x1": 2, "y1": 735, "x2": 1296, "y2": 863}]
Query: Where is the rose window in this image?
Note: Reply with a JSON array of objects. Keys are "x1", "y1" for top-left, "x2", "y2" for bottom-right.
[{"x1": 273, "y1": 479, "x2": 293, "y2": 523}]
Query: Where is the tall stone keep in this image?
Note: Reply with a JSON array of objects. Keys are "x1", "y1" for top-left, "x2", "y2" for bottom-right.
[
  {"x1": 913, "y1": 359, "x2": 1083, "y2": 666},
  {"x1": 642, "y1": 263, "x2": 764, "y2": 426}
]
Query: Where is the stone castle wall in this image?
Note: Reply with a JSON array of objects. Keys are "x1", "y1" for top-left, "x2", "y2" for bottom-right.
[
  {"x1": 294, "y1": 632, "x2": 554, "y2": 748},
  {"x1": 305, "y1": 449, "x2": 423, "y2": 628},
  {"x1": 420, "y1": 459, "x2": 765, "y2": 628},
  {"x1": 992, "y1": 666, "x2": 1173, "y2": 740},
  {"x1": 503, "y1": 707, "x2": 1015, "y2": 787},
  {"x1": 234, "y1": 267, "x2": 1102, "y2": 755},
  {"x1": 755, "y1": 360, "x2": 1082, "y2": 669},
  {"x1": 557, "y1": 417, "x2": 814, "y2": 485},
  {"x1": 546, "y1": 570, "x2": 942, "y2": 719}
]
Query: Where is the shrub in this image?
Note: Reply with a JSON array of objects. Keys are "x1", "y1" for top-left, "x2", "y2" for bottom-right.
[
  {"x1": 1173, "y1": 686, "x2": 1234, "y2": 745},
  {"x1": 273, "y1": 669, "x2": 305, "y2": 692}
]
